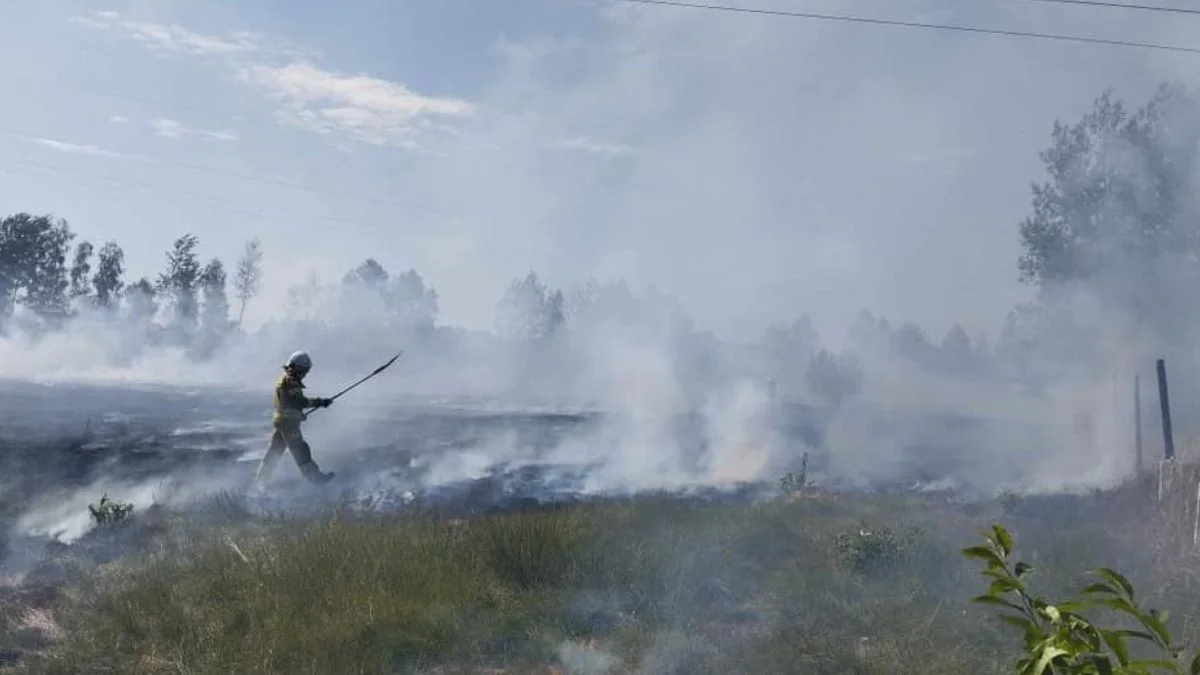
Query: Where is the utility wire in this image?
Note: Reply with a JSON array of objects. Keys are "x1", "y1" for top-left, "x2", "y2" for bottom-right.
[
  {"x1": 1020, "y1": 0, "x2": 1200, "y2": 17},
  {"x1": 0, "y1": 157, "x2": 407, "y2": 245},
  {"x1": 0, "y1": 125, "x2": 456, "y2": 218},
  {"x1": 610, "y1": 0, "x2": 1200, "y2": 54}
]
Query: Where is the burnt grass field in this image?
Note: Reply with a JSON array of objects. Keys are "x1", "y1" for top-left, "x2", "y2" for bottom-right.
[{"x1": 0, "y1": 380, "x2": 1198, "y2": 674}]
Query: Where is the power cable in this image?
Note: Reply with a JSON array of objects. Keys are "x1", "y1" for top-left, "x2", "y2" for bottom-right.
[
  {"x1": 0, "y1": 157, "x2": 409, "y2": 245},
  {"x1": 610, "y1": 0, "x2": 1200, "y2": 54},
  {"x1": 1020, "y1": 0, "x2": 1200, "y2": 17},
  {"x1": 0, "y1": 125, "x2": 455, "y2": 218}
]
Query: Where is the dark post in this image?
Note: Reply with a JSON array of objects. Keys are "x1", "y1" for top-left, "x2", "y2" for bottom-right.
[
  {"x1": 1135, "y1": 374, "x2": 1143, "y2": 472},
  {"x1": 1157, "y1": 358, "x2": 1175, "y2": 461}
]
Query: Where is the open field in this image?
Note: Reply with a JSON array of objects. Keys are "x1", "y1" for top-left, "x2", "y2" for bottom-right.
[
  {"x1": 2, "y1": 473, "x2": 1198, "y2": 674},
  {"x1": 0, "y1": 380, "x2": 1193, "y2": 673}
]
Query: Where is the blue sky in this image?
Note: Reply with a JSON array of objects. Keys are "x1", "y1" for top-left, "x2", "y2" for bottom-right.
[{"x1": 0, "y1": 0, "x2": 1196, "y2": 342}]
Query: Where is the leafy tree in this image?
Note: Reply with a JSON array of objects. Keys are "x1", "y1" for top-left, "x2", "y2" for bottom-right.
[
  {"x1": 232, "y1": 237, "x2": 263, "y2": 329},
  {"x1": 806, "y1": 349, "x2": 864, "y2": 407},
  {"x1": 387, "y1": 268, "x2": 439, "y2": 330},
  {"x1": 69, "y1": 240, "x2": 94, "y2": 302},
  {"x1": 939, "y1": 324, "x2": 975, "y2": 372},
  {"x1": 0, "y1": 220, "x2": 20, "y2": 323},
  {"x1": 200, "y1": 258, "x2": 230, "y2": 336},
  {"x1": 494, "y1": 272, "x2": 564, "y2": 341},
  {"x1": 565, "y1": 279, "x2": 600, "y2": 326},
  {"x1": 124, "y1": 277, "x2": 157, "y2": 324},
  {"x1": 156, "y1": 233, "x2": 202, "y2": 332},
  {"x1": 285, "y1": 271, "x2": 326, "y2": 322},
  {"x1": 995, "y1": 302, "x2": 1041, "y2": 375},
  {"x1": 344, "y1": 258, "x2": 389, "y2": 291},
  {"x1": 337, "y1": 258, "x2": 390, "y2": 324},
  {"x1": 546, "y1": 288, "x2": 565, "y2": 334},
  {"x1": 760, "y1": 316, "x2": 821, "y2": 392},
  {"x1": 845, "y1": 310, "x2": 891, "y2": 355},
  {"x1": 1017, "y1": 84, "x2": 1200, "y2": 347},
  {"x1": 890, "y1": 321, "x2": 935, "y2": 365},
  {"x1": 567, "y1": 278, "x2": 695, "y2": 344},
  {"x1": 0, "y1": 213, "x2": 74, "y2": 323},
  {"x1": 762, "y1": 316, "x2": 820, "y2": 357},
  {"x1": 566, "y1": 279, "x2": 634, "y2": 328},
  {"x1": 92, "y1": 242, "x2": 125, "y2": 312}
]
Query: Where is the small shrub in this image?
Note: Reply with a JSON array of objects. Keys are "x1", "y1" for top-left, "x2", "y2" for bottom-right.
[
  {"x1": 87, "y1": 495, "x2": 133, "y2": 527},
  {"x1": 964, "y1": 524, "x2": 1200, "y2": 674},
  {"x1": 836, "y1": 522, "x2": 921, "y2": 576},
  {"x1": 779, "y1": 453, "x2": 811, "y2": 497}
]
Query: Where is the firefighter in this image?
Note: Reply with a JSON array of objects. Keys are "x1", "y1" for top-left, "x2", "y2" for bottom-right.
[{"x1": 253, "y1": 350, "x2": 336, "y2": 487}]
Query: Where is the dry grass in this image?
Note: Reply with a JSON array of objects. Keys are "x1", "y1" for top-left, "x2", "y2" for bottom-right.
[{"x1": 5, "y1": 471, "x2": 1200, "y2": 674}]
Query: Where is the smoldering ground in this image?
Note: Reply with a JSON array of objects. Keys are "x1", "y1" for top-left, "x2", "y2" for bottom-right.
[{"x1": 0, "y1": 363, "x2": 1127, "y2": 560}]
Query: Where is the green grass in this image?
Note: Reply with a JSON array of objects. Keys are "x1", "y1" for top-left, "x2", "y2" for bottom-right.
[{"x1": 6, "y1": 476, "x2": 1200, "y2": 674}]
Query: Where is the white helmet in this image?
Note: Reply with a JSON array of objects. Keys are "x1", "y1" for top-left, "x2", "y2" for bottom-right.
[{"x1": 285, "y1": 350, "x2": 312, "y2": 373}]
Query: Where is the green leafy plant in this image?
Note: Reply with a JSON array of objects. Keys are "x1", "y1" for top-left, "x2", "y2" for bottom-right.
[
  {"x1": 963, "y1": 524, "x2": 1200, "y2": 674},
  {"x1": 88, "y1": 494, "x2": 134, "y2": 526},
  {"x1": 836, "y1": 521, "x2": 921, "y2": 577}
]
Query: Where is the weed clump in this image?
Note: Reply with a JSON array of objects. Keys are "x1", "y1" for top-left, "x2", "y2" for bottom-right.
[
  {"x1": 86, "y1": 494, "x2": 133, "y2": 527},
  {"x1": 835, "y1": 522, "x2": 926, "y2": 577}
]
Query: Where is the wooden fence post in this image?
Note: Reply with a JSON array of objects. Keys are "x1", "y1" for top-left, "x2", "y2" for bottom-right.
[
  {"x1": 1157, "y1": 358, "x2": 1175, "y2": 462},
  {"x1": 1135, "y1": 373, "x2": 1143, "y2": 473}
]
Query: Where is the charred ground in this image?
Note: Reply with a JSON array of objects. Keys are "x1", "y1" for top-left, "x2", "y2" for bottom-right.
[{"x1": 0, "y1": 381, "x2": 1190, "y2": 674}]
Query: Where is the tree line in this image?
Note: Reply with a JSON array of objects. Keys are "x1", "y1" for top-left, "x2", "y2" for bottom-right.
[
  {"x1": 0, "y1": 80, "x2": 1194, "y2": 402},
  {"x1": 0, "y1": 217, "x2": 265, "y2": 356},
  {"x1": 480, "y1": 80, "x2": 1200, "y2": 400}
]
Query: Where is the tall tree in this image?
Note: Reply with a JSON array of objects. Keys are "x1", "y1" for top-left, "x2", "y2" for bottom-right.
[
  {"x1": 806, "y1": 349, "x2": 864, "y2": 408},
  {"x1": 388, "y1": 268, "x2": 439, "y2": 330},
  {"x1": 124, "y1": 277, "x2": 157, "y2": 324},
  {"x1": 156, "y1": 233, "x2": 202, "y2": 332},
  {"x1": 69, "y1": 240, "x2": 94, "y2": 302},
  {"x1": 0, "y1": 217, "x2": 20, "y2": 323},
  {"x1": 232, "y1": 237, "x2": 263, "y2": 329},
  {"x1": 1017, "y1": 84, "x2": 1200, "y2": 348},
  {"x1": 494, "y1": 272, "x2": 563, "y2": 341},
  {"x1": 285, "y1": 271, "x2": 326, "y2": 322},
  {"x1": 338, "y1": 258, "x2": 392, "y2": 329},
  {"x1": 200, "y1": 258, "x2": 230, "y2": 335},
  {"x1": 0, "y1": 213, "x2": 74, "y2": 322},
  {"x1": 92, "y1": 242, "x2": 125, "y2": 312},
  {"x1": 937, "y1": 323, "x2": 979, "y2": 376},
  {"x1": 760, "y1": 316, "x2": 822, "y2": 391},
  {"x1": 845, "y1": 310, "x2": 891, "y2": 355},
  {"x1": 344, "y1": 258, "x2": 389, "y2": 290},
  {"x1": 889, "y1": 322, "x2": 934, "y2": 365},
  {"x1": 940, "y1": 324, "x2": 973, "y2": 361}
]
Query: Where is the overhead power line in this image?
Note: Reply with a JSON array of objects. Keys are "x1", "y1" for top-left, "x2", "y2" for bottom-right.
[
  {"x1": 610, "y1": 0, "x2": 1200, "y2": 54},
  {"x1": 1021, "y1": 0, "x2": 1200, "y2": 17},
  {"x1": 0, "y1": 157, "x2": 404, "y2": 244},
  {"x1": 0, "y1": 125, "x2": 450, "y2": 217}
]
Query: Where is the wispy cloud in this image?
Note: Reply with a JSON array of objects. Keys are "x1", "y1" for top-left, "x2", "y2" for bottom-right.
[
  {"x1": 552, "y1": 136, "x2": 638, "y2": 157},
  {"x1": 109, "y1": 115, "x2": 129, "y2": 124},
  {"x1": 31, "y1": 137, "x2": 145, "y2": 160},
  {"x1": 72, "y1": 13, "x2": 473, "y2": 150},
  {"x1": 150, "y1": 118, "x2": 238, "y2": 141},
  {"x1": 69, "y1": 10, "x2": 259, "y2": 57},
  {"x1": 68, "y1": 15, "x2": 112, "y2": 30},
  {"x1": 237, "y1": 63, "x2": 474, "y2": 149}
]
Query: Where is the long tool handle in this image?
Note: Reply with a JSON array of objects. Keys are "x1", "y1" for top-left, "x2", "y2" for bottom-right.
[{"x1": 304, "y1": 350, "x2": 404, "y2": 417}]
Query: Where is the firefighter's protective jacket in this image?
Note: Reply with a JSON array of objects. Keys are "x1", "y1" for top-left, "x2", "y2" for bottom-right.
[{"x1": 273, "y1": 371, "x2": 315, "y2": 424}]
